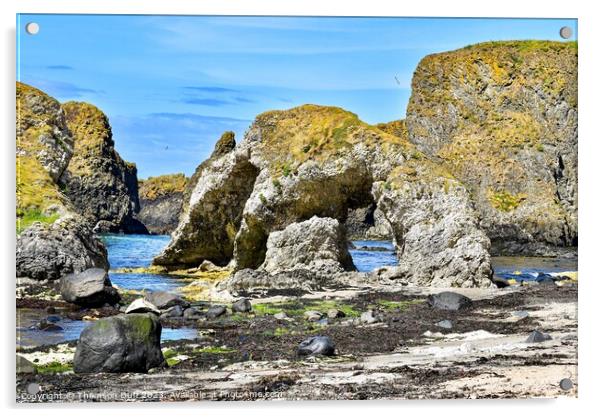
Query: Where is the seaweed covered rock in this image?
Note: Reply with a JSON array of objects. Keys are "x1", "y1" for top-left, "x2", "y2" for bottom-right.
[
  {"x1": 60, "y1": 101, "x2": 146, "y2": 233},
  {"x1": 16, "y1": 83, "x2": 109, "y2": 281},
  {"x1": 260, "y1": 216, "x2": 355, "y2": 275},
  {"x1": 137, "y1": 173, "x2": 187, "y2": 234},
  {"x1": 373, "y1": 159, "x2": 493, "y2": 288},
  {"x1": 73, "y1": 313, "x2": 165, "y2": 373},
  {"x1": 406, "y1": 41, "x2": 578, "y2": 255}
]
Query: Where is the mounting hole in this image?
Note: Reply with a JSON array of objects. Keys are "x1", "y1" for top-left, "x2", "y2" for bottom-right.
[
  {"x1": 559, "y1": 26, "x2": 573, "y2": 39},
  {"x1": 559, "y1": 378, "x2": 574, "y2": 391},
  {"x1": 25, "y1": 22, "x2": 39, "y2": 35}
]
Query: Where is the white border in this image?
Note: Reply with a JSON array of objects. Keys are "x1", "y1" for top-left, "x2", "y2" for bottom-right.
[{"x1": 2, "y1": 0, "x2": 601, "y2": 415}]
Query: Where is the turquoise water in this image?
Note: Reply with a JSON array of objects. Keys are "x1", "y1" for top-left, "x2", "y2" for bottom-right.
[
  {"x1": 350, "y1": 240, "x2": 398, "y2": 272},
  {"x1": 492, "y1": 256, "x2": 577, "y2": 282},
  {"x1": 101, "y1": 235, "x2": 402, "y2": 286},
  {"x1": 102, "y1": 234, "x2": 171, "y2": 269},
  {"x1": 101, "y1": 234, "x2": 183, "y2": 291}
]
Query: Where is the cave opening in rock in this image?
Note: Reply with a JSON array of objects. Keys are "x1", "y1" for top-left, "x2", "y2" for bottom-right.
[{"x1": 344, "y1": 201, "x2": 399, "y2": 272}]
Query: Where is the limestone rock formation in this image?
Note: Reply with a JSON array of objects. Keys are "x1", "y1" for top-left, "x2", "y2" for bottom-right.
[
  {"x1": 373, "y1": 159, "x2": 494, "y2": 288},
  {"x1": 260, "y1": 216, "x2": 355, "y2": 275},
  {"x1": 16, "y1": 82, "x2": 109, "y2": 281},
  {"x1": 344, "y1": 204, "x2": 392, "y2": 240},
  {"x1": 137, "y1": 173, "x2": 187, "y2": 234},
  {"x1": 406, "y1": 41, "x2": 577, "y2": 255},
  {"x1": 73, "y1": 313, "x2": 165, "y2": 373},
  {"x1": 155, "y1": 104, "x2": 492, "y2": 288},
  {"x1": 60, "y1": 101, "x2": 146, "y2": 234},
  {"x1": 153, "y1": 131, "x2": 259, "y2": 268},
  {"x1": 154, "y1": 107, "x2": 408, "y2": 270}
]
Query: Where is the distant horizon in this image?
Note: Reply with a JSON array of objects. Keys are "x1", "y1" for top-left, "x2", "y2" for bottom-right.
[{"x1": 17, "y1": 15, "x2": 577, "y2": 178}]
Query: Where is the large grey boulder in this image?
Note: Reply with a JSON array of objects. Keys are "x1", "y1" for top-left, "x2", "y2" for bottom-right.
[
  {"x1": 16, "y1": 355, "x2": 37, "y2": 374},
  {"x1": 224, "y1": 268, "x2": 327, "y2": 293},
  {"x1": 144, "y1": 291, "x2": 189, "y2": 310},
  {"x1": 17, "y1": 215, "x2": 109, "y2": 282},
  {"x1": 260, "y1": 216, "x2": 355, "y2": 275},
  {"x1": 60, "y1": 268, "x2": 119, "y2": 307},
  {"x1": 73, "y1": 313, "x2": 165, "y2": 373},
  {"x1": 231, "y1": 298, "x2": 252, "y2": 313}
]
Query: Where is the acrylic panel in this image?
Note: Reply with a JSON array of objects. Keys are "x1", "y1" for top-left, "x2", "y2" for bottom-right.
[{"x1": 16, "y1": 14, "x2": 578, "y2": 402}]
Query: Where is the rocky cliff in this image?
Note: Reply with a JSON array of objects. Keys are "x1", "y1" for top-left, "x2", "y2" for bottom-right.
[
  {"x1": 60, "y1": 102, "x2": 146, "y2": 234},
  {"x1": 154, "y1": 105, "x2": 493, "y2": 287},
  {"x1": 137, "y1": 173, "x2": 187, "y2": 234},
  {"x1": 406, "y1": 41, "x2": 577, "y2": 255},
  {"x1": 16, "y1": 82, "x2": 108, "y2": 281},
  {"x1": 153, "y1": 131, "x2": 258, "y2": 268}
]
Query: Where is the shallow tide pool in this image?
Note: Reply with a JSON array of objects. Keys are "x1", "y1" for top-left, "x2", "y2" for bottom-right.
[{"x1": 16, "y1": 309, "x2": 199, "y2": 348}]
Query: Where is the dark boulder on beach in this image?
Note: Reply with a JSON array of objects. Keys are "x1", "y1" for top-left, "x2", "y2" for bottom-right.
[
  {"x1": 232, "y1": 298, "x2": 252, "y2": 313},
  {"x1": 297, "y1": 336, "x2": 336, "y2": 357},
  {"x1": 427, "y1": 292, "x2": 473, "y2": 311},
  {"x1": 526, "y1": 330, "x2": 552, "y2": 343},
  {"x1": 206, "y1": 305, "x2": 227, "y2": 319},
  {"x1": 73, "y1": 313, "x2": 165, "y2": 373}
]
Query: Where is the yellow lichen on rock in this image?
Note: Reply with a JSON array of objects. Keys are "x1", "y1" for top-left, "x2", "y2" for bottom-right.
[
  {"x1": 253, "y1": 104, "x2": 412, "y2": 176},
  {"x1": 139, "y1": 173, "x2": 187, "y2": 200}
]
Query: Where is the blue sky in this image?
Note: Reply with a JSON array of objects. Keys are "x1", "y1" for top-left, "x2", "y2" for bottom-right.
[{"x1": 17, "y1": 15, "x2": 577, "y2": 178}]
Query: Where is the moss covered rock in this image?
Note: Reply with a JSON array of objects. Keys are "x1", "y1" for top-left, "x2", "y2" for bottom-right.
[
  {"x1": 61, "y1": 101, "x2": 146, "y2": 233},
  {"x1": 16, "y1": 82, "x2": 71, "y2": 230},
  {"x1": 73, "y1": 313, "x2": 165, "y2": 373},
  {"x1": 16, "y1": 82, "x2": 109, "y2": 281},
  {"x1": 406, "y1": 41, "x2": 577, "y2": 255},
  {"x1": 137, "y1": 173, "x2": 187, "y2": 234}
]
